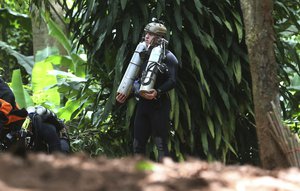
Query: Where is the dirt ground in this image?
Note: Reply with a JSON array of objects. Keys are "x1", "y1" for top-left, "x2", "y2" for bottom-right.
[{"x1": 0, "y1": 152, "x2": 299, "y2": 191}]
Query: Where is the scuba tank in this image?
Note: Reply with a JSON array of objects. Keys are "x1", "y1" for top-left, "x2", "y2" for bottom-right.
[
  {"x1": 139, "y1": 38, "x2": 168, "y2": 93},
  {"x1": 29, "y1": 106, "x2": 65, "y2": 130},
  {"x1": 117, "y1": 41, "x2": 147, "y2": 96}
]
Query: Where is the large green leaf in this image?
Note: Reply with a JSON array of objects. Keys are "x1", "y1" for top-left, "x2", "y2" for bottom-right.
[
  {"x1": 206, "y1": 115, "x2": 215, "y2": 138},
  {"x1": 0, "y1": 41, "x2": 34, "y2": 74},
  {"x1": 173, "y1": 3, "x2": 182, "y2": 31},
  {"x1": 11, "y1": 69, "x2": 34, "y2": 108},
  {"x1": 58, "y1": 98, "x2": 81, "y2": 121},
  {"x1": 43, "y1": 12, "x2": 71, "y2": 55},
  {"x1": 31, "y1": 60, "x2": 60, "y2": 108},
  {"x1": 42, "y1": 15, "x2": 86, "y2": 77},
  {"x1": 120, "y1": 0, "x2": 128, "y2": 10}
]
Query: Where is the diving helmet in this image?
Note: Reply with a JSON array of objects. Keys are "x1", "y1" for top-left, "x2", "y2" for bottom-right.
[{"x1": 144, "y1": 18, "x2": 167, "y2": 36}]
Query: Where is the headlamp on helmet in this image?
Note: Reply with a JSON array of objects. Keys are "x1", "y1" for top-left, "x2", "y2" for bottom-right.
[{"x1": 144, "y1": 18, "x2": 167, "y2": 37}]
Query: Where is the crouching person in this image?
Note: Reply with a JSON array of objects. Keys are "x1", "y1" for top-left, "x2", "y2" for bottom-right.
[{"x1": 0, "y1": 77, "x2": 70, "y2": 153}]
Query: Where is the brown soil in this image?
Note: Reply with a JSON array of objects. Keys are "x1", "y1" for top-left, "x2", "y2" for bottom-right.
[{"x1": 0, "y1": 152, "x2": 299, "y2": 191}]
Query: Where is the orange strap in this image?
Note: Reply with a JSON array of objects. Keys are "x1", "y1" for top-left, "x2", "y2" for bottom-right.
[
  {"x1": 0, "y1": 98, "x2": 13, "y2": 116},
  {"x1": 0, "y1": 99, "x2": 26, "y2": 125}
]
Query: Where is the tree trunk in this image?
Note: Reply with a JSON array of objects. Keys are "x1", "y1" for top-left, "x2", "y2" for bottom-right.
[
  {"x1": 31, "y1": 1, "x2": 67, "y2": 58},
  {"x1": 240, "y1": 0, "x2": 289, "y2": 169}
]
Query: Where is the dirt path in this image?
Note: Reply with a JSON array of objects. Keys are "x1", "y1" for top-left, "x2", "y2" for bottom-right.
[{"x1": 0, "y1": 153, "x2": 299, "y2": 191}]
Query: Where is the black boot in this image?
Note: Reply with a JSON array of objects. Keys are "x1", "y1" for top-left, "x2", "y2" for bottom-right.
[
  {"x1": 154, "y1": 137, "x2": 169, "y2": 162},
  {"x1": 133, "y1": 138, "x2": 146, "y2": 155}
]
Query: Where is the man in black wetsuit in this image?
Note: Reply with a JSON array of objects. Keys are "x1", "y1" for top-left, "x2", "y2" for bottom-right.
[{"x1": 116, "y1": 19, "x2": 178, "y2": 162}]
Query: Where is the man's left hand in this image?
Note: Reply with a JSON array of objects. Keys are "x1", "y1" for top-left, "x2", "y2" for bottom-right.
[{"x1": 139, "y1": 89, "x2": 157, "y2": 100}]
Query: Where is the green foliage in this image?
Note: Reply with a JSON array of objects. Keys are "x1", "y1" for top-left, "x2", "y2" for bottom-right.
[
  {"x1": 0, "y1": 7, "x2": 32, "y2": 81},
  {"x1": 32, "y1": 59, "x2": 60, "y2": 108},
  {"x1": 60, "y1": 0, "x2": 255, "y2": 163},
  {"x1": 33, "y1": 14, "x2": 131, "y2": 155},
  {"x1": 0, "y1": 8, "x2": 31, "y2": 31},
  {"x1": 274, "y1": 1, "x2": 300, "y2": 136},
  {"x1": 0, "y1": 41, "x2": 34, "y2": 74},
  {"x1": 0, "y1": 4, "x2": 33, "y2": 108},
  {"x1": 11, "y1": 69, "x2": 34, "y2": 108},
  {"x1": 283, "y1": 72, "x2": 300, "y2": 133},
  {"x1": 0, "y1": 0, "x2": 30, "y2": 14},
  {"x1": 26, "y1": 0, "x2": 300, "y2": 164},
  {"x1": 3, "y1": 1, "x2": 132, "y2": 156}
]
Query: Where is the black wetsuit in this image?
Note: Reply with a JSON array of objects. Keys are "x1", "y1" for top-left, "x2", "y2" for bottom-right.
[
  {"x1": 133, "y1": 49, "x2": 178, "y2": 162},
  {"x1": 0, "y1": 78, "x2": 20, "y2": 129},
  {"x1": 0, "y1": 78, "x2": 16, "y2": 108}
]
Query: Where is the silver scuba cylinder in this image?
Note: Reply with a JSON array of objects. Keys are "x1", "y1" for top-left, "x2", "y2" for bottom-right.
[
  {"x1": 139, "y1": 45, "x2": 163, "y2": 93},
  {"x1": 117, "y1": 42, "x2": 147, "y2": 96}
]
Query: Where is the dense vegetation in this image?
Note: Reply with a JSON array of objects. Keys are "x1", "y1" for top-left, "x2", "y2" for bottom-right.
[{"x1": 0, "y1": 0, "x2": 299, "y2": 165}]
